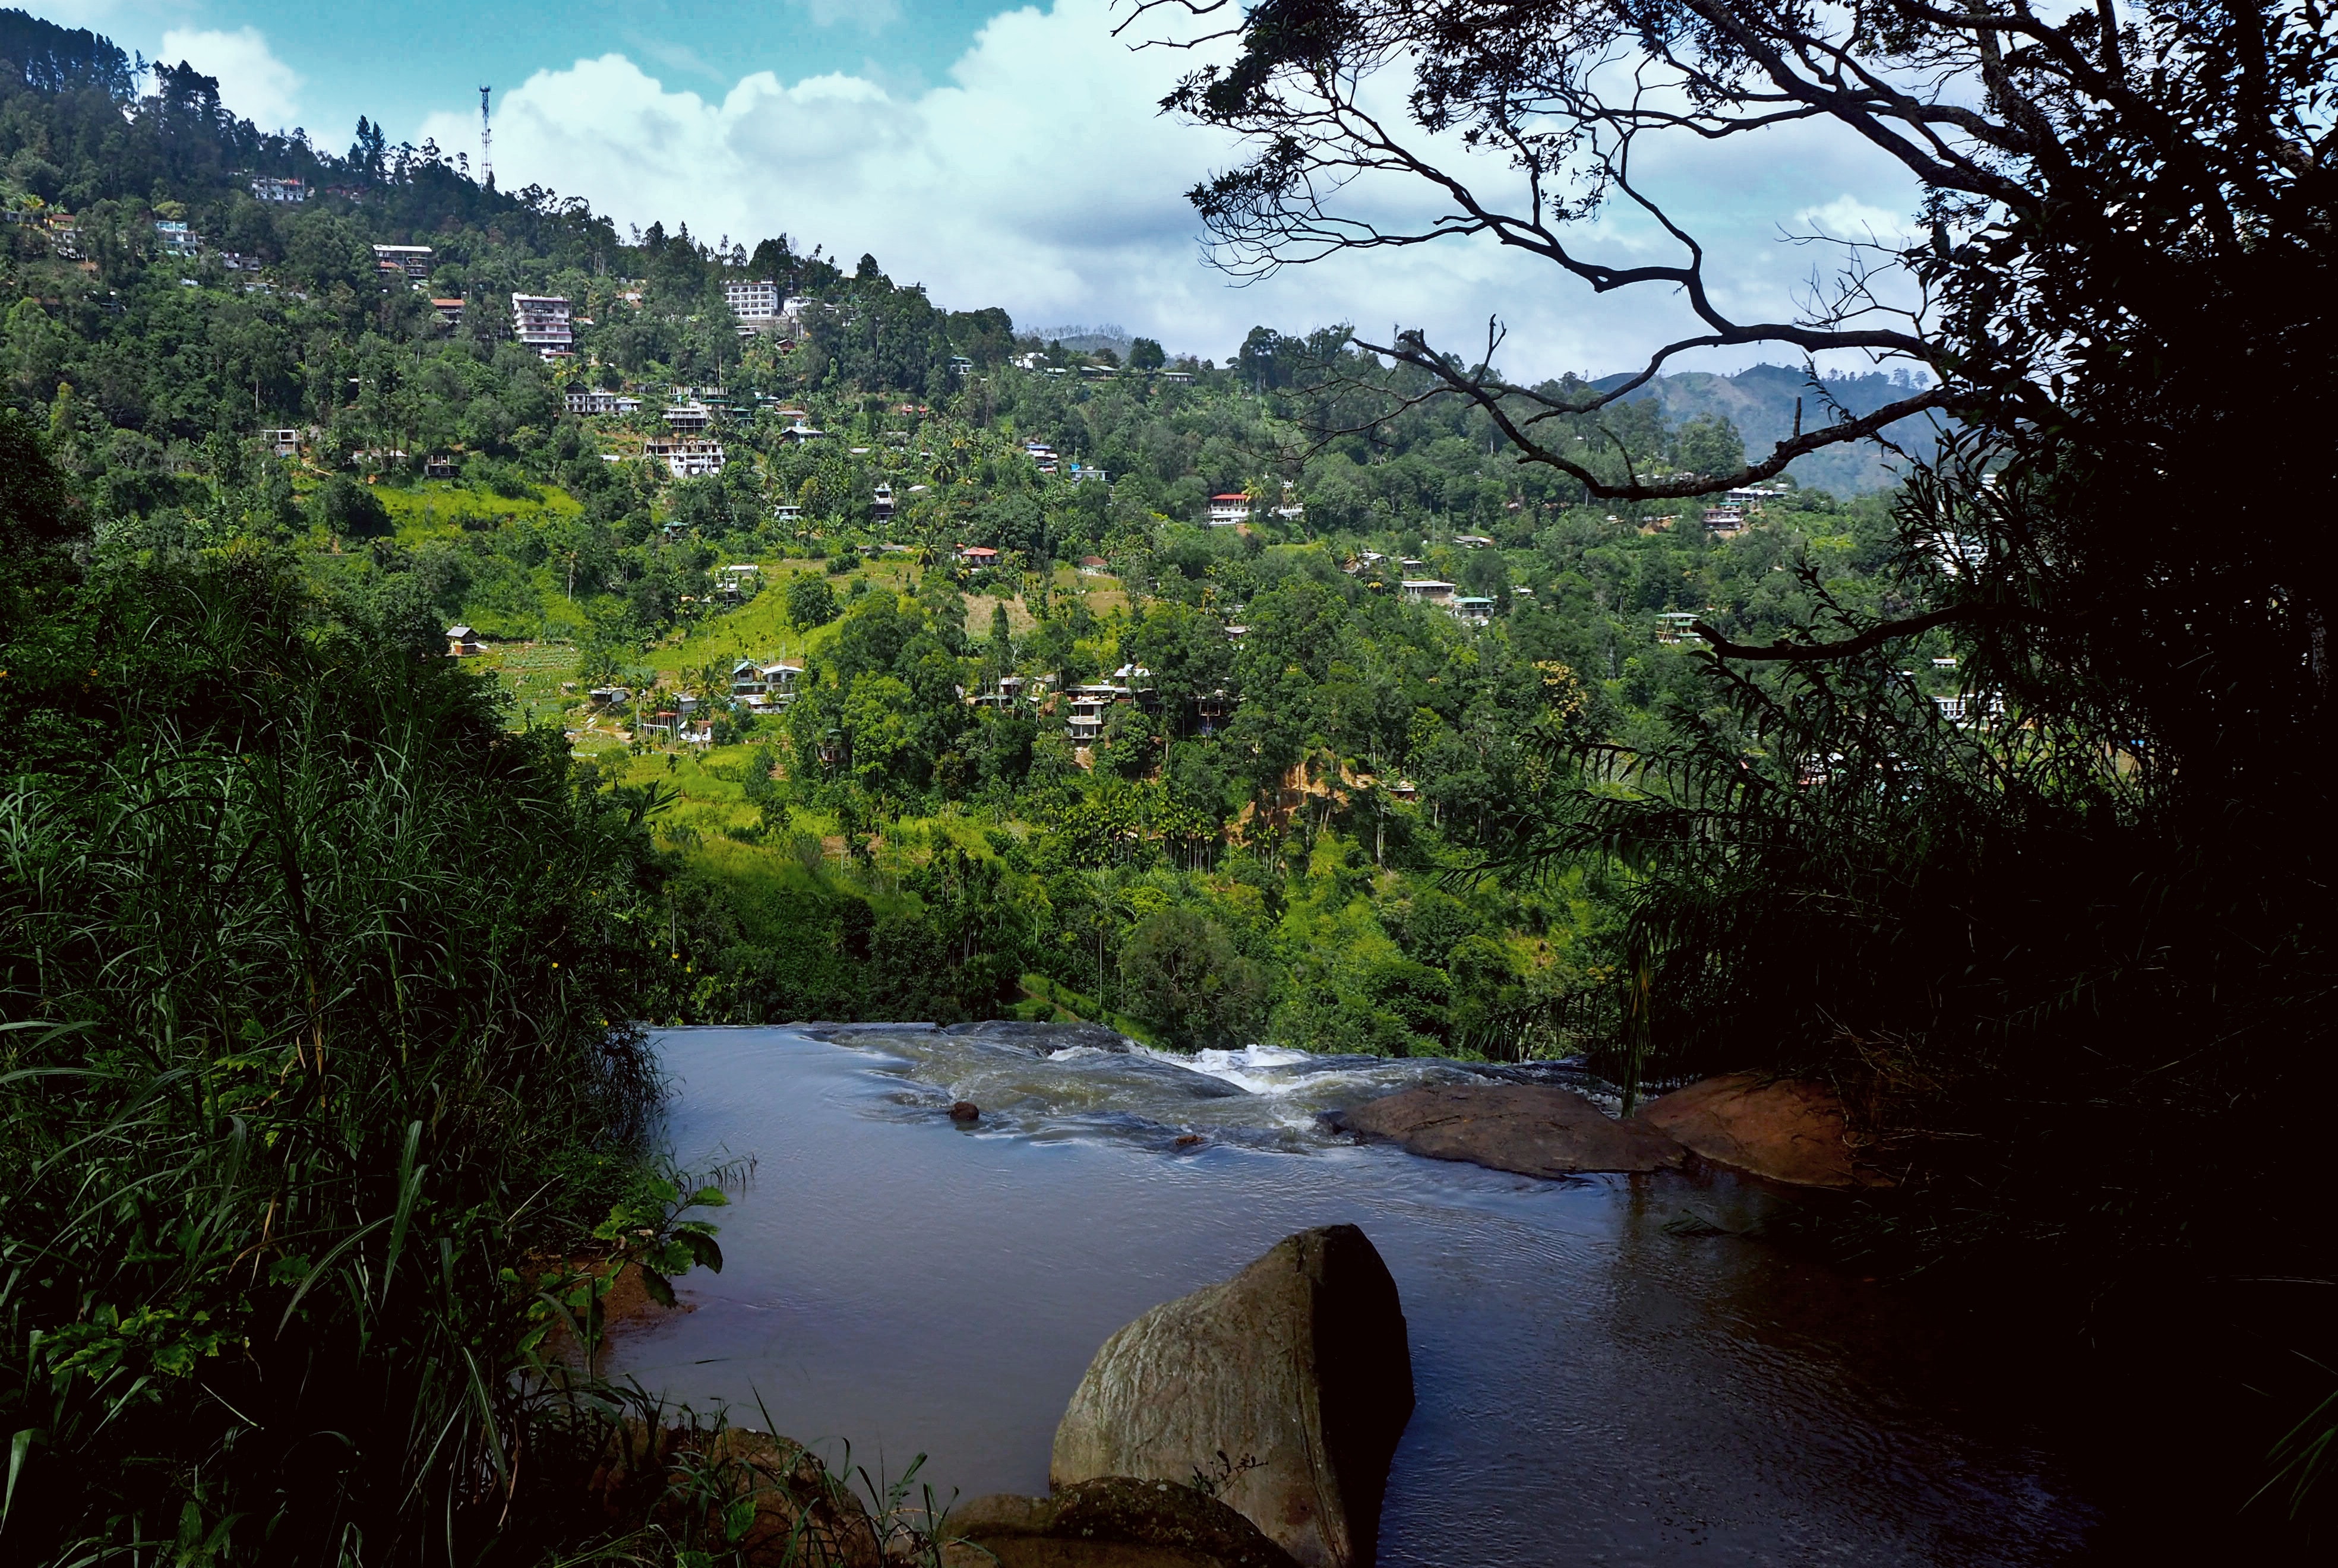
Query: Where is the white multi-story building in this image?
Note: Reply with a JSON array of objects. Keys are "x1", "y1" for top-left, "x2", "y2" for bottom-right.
[
  {"x1": 372, "y1": 244, "x2": 432, "y2": 282},
  {"x1": 153, "y1": 220, "x2": 198, "y2": 257},
  {"x1": 565, "y1": 389, "x2": 642, "y2": 416},
  {"x1": 725, "y1": 279, "x2": 781, "y2": 322},
  {"x1": 1206, "y1": 493, "x2": 1253, "y2": 527},
  {"x1": 249, "y1": 175, "x2": 307, "y2": 203},
  {"x1": 510, "y1": 294, "x2": 573, "y2": 358},
  {"x1": 645, "y1": 438, "x2": 725, "y2": 478}
]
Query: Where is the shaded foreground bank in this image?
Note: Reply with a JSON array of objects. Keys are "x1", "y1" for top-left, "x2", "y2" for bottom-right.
[{"x1": 0, "y1": 542, "x2": 719, "y2": 1564}]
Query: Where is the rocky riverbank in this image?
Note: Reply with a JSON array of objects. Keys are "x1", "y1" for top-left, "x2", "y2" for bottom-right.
[{"x1": 1329, "y1": 1072, "x2": 1890, "y2": 1188}]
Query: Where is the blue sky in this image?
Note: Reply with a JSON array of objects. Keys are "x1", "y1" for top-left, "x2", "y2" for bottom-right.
[{"x1": 27, "y1": 1, "x2": 1926, "y2": 377}]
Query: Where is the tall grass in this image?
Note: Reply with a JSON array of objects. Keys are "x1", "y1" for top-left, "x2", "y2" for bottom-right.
[{"x1": 0, "y1": 553, "x2": 685, "y2": 1563}]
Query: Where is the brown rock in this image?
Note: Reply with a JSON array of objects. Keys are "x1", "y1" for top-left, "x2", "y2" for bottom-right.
[
  {"x1": 946, "y1": 1478, "x2": 1303, "y2": 1567},
  {"x1": 1633, "y1": 1073, "x2": 1888, "y2": 1188},
  {"x1": 1051, "y1": 1226, "x2": 1413, "y2": 1568},
  {"x1": 1334, "y1": 1082, "x2": 1685, "y2": 1176},
  {"x1": 950, "y1": 1100, "x2": 982, "y2": 1122},
  {"x1": 587, "y1": 1422, "x2": 882, "y2": 1567}
]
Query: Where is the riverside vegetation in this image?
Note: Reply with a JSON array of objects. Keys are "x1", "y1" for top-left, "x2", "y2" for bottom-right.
[{"x1": 1, "y1": 2, "x2": 2333, "y2": 1560}]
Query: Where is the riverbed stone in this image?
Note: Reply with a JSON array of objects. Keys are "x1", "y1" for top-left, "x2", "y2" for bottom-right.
[
  {"x1": 587, "y1": 1424, "x2": 882, "y2": 1567},
  {"x1": 1051, "y1": 1225, "x2": 1413, "y2": 1568},
  {"x1": 1633, "y1": 1073, "x2": 1887, "y2": 1188},
  {"x1": 945, "y1": 1478, "x2": 1304, "y2": 1567},
  {"x1": 943, "y1": 1019, "x2": 1141, "y2": 1053},
  {"x1": 1331, "y1": 1082, "x2": 1686, "y2": 1176}
]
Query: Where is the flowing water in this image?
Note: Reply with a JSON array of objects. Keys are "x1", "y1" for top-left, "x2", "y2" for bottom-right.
[{"x1": 607, "y1": 1024, "x2": 2107, "y2": 1565}]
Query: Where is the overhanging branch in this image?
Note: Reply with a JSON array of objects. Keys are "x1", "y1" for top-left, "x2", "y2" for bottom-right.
[{"x1": 1692, "y1": 603, "x2": 1979, "y2": 660}]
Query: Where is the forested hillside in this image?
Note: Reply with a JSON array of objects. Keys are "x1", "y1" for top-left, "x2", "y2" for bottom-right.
[{"x1": 0, "y1": 9, "x2": 1938, "y2": 1064}]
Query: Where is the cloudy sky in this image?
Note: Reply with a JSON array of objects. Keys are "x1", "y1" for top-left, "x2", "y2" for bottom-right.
[{"x1": 29, "y1": 1, "x2": 1924, "y2": 377}]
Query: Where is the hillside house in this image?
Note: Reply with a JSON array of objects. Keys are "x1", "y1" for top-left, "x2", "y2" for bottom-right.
[
  {"x1": 972, "y1": 675, "x2": 1027, "y2": 710},
  {"x1": 644, "y1": 438, "x2": 724, "y2": 478},
  {"x1": 1655, "y1": 612, "x2": 1705, "y2": 646},
  {"x1": 731, "y1": 660, "x2": 804, "y2": 711},
  {"x1": 372, "y1": 244, "x2": 431, "y2": 282},
  {"x1": 1453, "y1": 533, "x2": 1496, "y2": 549},
  {"x1": 263, "y1": 428, "x2": 301, "y2": 458},
  {"x1": 725, "y1": 279, "x2": 781, "y2": 330},
  {"x1": 1066, "y1": 687, "x2": 1114, "y2": 743},
  {"x1": 1401, "y1": 580, "x2": 1456, "y2": 605},
  {"x1": 424, "y1": 455, "x2": 456, "y2": 479},
  {"x1": 249, "y1": 175, "x2": 307, "y2": 203},
  {"x1": 431, "y1": 297, "x2": 464, "y2": 324},
  {"x1": 1452, "y1": 596, "x2": 1495, "y2": 624},
  {"x1": 664, "y1": 400, "x2": 714, "y2": 432},
  {"x1": 955, "y1": 545, "x2": 1000, "y2": 567},
  {"x1": 1206, "y1": 493, "x2": 1252, "y2": 527},
  {"x1": 153, "y1": 220, "x2": 198, "y2": 257},
  {"x1": 510, "y1": 294, "x2": 573, "y2": 358},
  {"x1": 445, "y1": 625, "x2": 484, "y2": 657},
  {"x1": 565, "y1": 389, "x2": 641, "y2": 416},
  {"x1": 1078, "y1": 555, "x2": 1109, "y2": 574},
  {"x1": 873, "y1": 482, "x2": 895, "y2": 519}
]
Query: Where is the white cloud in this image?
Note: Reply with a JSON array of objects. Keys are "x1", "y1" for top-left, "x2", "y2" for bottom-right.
[
  {"x1": 421, "y1": 0, "x2": 1925, "y2": 378},
  {"x1": 158, "y1": 25, "x2": 302, "y2": 131}
]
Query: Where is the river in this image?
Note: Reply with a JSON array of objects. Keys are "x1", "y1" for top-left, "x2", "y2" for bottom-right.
[{"x1": 605, "y1": 1023, "x2": 2105, "y2": 1565}]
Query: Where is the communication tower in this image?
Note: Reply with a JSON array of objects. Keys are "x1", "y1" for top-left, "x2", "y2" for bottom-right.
[{"x1": 479, "y1": 86, "x2": 493, "y2": 188}]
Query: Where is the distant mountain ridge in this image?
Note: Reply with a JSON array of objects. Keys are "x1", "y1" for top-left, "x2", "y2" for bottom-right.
[{"x1": 1594, "y1": 363, "x2": 1940, "y2": 496}]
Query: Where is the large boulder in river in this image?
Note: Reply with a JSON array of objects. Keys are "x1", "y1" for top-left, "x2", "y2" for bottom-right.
[
  {"x1": 1051, "y1": 1226, "x2": 1413, "y2": 1568},
  {"x1": 1634, "y1": 1073, "x2": 1887, "y2": 1188},
  {"x1": 945, "y1": 1478, "x2": 1303, "y2": 1567},
  {"x1": 1331, "y1": 1082, "x2": 1685, "y2": 1176}
]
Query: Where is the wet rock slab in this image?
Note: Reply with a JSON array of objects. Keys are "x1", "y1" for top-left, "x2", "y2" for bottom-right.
[
  {"x1": 946, "y1": 1478, "x2": 1303, "y2": 1568},
  {"x1": 1636, "y1": 1073, "x2": 1888, "y2": 1188},
  {"x1": 943, "y1": 1019, "x2": 1142, "y2": 1054},
  {"x1": 1329, "y1": 1082, "x2": 1686, "y2": 1176}
]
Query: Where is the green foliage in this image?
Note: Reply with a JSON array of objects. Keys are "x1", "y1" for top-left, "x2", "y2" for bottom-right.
[
  {"x1": 0, "y1": 543, "x2": 700, "y2": 1561},
  {"x1": 787, "y1": 570, "x2": 839, "y2": 628},
  {"x1": 1118, "y1": 909, "x2": 1268, "y2": 1050},
  {"x1": 314, "y1": 470, "x2": 391, "y2": 537}
]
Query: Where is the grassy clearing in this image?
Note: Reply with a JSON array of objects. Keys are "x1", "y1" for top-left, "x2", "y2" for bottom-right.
[{"x1": 378, "y1": 478, "x2": 585, "y2": 538}]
